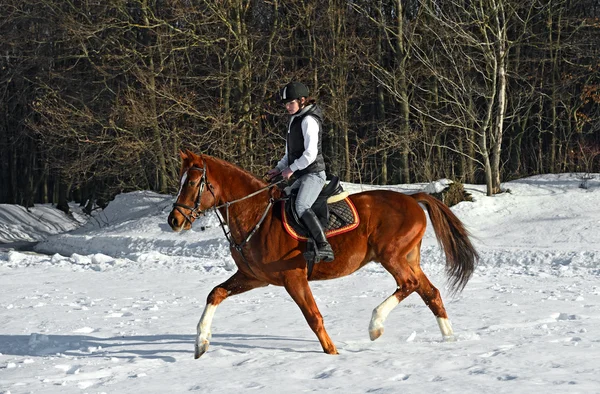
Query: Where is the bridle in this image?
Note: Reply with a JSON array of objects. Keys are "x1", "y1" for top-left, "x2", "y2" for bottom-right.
[
  {"x1": 172, "y1": 162, "x2": 285, "y2": 275},
  {"x1": 172, "y1": 163, "x2": 210, "y2": 226}
]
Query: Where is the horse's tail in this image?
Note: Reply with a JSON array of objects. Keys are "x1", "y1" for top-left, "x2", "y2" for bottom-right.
[{"x1": 411, "y1": 192, "x2": 479, "y2": 294}]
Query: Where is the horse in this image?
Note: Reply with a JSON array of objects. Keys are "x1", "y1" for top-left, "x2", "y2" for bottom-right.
[{"x1": 168, "y1": 150, "x2": 479, "y2": 358}]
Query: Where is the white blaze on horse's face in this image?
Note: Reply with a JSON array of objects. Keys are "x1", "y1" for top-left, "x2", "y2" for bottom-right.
[{"x1": 176, "y1": 172, "x2": 189, "y2": 199}]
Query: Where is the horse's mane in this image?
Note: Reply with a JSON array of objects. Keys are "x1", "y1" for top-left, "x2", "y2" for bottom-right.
[
  {"x1": 214, "y1": 156, "x2": 266, "y2": 184},
  {"x1": 188, "y1": 153, "x2": 268, "y2": 190}
]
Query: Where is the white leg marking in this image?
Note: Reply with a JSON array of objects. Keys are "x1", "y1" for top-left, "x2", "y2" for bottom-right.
[
  {"x1": 436, "y1": 317, "x2": 456, "y2": 341},
  {"x1": 369, "y1": 295, "x2": 400, "y2": 341},
  {"x1": 197, "y1": 304, "x2": 217, "y2": 341},
  {"x1": 195, "y1": 304, "x2": 217, "y2": 358}
]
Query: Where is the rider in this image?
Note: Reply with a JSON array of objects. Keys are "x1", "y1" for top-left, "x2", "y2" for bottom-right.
[{"x1": 266, "y1": 81, "x2": 335, "y2": 262}]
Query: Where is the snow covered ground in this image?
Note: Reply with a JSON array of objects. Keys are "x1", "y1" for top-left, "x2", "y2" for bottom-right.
[{"x1": 1, "y1": 173, "x2": 599, "y2": 393}]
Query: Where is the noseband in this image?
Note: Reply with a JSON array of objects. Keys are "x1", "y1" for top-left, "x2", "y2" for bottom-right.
[{"x1": 172, "y1": 164, "x2": 212, "y2": 226}]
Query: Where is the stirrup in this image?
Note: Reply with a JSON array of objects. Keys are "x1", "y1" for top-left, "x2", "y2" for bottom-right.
[
  {"x1": 317, "y1": 243, "x2": 334, "y2": 262},
  {"x1": 303, "y1": 239, "x2": 318, "y2": 264},
  {"x1": 303, "y1": 239, "x2": 334, "y2": 263}
]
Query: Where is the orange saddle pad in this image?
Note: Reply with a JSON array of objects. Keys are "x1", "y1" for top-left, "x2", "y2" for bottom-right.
[{"x1": 281, "y1": 196, "x2": 360, "y2": 241}]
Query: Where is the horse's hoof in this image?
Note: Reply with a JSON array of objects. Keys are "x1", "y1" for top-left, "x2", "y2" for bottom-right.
[
  {"x1": 443, "y1": 335, "x2": 456, "y2": 343},
  {"x1": 369, "y1": 327, "x2": 384, "y2": 341},
  {"x1": 325, "y1": 347, "x2": 339, "y2": 355},
  {"x1": 195, "y1": 340, "x2": 209, "y2": 359}
]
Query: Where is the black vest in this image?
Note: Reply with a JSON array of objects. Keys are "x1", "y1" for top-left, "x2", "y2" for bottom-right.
[{"x1": 287, "y1": 105, "x2": 326, "y2": 177}]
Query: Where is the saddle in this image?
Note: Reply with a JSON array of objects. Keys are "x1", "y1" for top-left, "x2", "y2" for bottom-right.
[{"x1": 281, "y1": 176, "x2": 360, "y2": 241}]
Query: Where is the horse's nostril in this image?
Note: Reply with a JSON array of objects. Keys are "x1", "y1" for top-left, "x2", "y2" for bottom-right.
[{"x1": 168, "y1": 213, "x2": 178, "y2": 228}]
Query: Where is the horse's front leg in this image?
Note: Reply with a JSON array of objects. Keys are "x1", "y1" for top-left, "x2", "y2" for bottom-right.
[
  {"x1": 195, "y1": 271, "x2": 268, "y2": 359},
  {"x1": 284, "y1": 273, "x2": 338, "y2": 355}
]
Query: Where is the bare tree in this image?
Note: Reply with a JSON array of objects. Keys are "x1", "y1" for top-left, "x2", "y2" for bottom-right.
[{"x1": 406, "y1": 0, "x2": 529, "y2": 195}]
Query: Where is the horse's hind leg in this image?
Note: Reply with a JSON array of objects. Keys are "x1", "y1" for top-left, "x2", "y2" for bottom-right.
[
  {"x1": 413, "y1": 268, "x2": 455, "y2": 341},
  {"x1": 369, "y1": 253, "x2": 419, "y2": 341},
  {"x1": 284, "y1": 273, "x2": 338, "y2": 355},
  {"x1": 195, "y1": 271, "x2": 267, "y2": 359},
  {"x1": 408, "y1": 244, "x2": 456, "y2": 341}
]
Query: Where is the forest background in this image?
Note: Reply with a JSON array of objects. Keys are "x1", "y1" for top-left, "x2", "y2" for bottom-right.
[{"x1": 1, "y1": 0, "x2": 599, "y2": 212}]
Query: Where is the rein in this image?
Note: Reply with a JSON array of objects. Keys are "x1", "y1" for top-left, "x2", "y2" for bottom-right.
[
  {"x1": 212, "y1": 181, "x2": 285, "y2": 256},
  {"x1": 173, "y1": 164, "x2": 285, "y2": 275}
]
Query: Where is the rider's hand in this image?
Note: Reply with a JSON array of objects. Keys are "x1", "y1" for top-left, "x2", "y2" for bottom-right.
[
  {"x1": 265, "y1": 168, "x2": 280, "y2": 181},
  {"x1": 281, "y1": 167, "x2": 293, "y2": 180}
]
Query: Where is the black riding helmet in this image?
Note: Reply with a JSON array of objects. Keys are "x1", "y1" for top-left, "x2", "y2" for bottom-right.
[{"x1": 280, "y1": 82, "x2": 309, "y2": 103}]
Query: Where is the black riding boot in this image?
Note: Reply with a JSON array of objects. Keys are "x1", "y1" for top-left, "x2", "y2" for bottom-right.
[{"x1": 300, "y1": 209, "x2": 335, "y2": 262}]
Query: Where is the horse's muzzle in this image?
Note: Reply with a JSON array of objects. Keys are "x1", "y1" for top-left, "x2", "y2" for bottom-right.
[{"x1": 168, "y1": 210, "x2": 191, "y2": 232}]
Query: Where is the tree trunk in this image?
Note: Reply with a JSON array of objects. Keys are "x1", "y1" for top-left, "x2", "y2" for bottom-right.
[
  {"x1": 376, "y1": 0, "x2": 387, "y2": 185},
  {"x1": 56, "y1": 176, "x2": 70, "y2": 215},
  {"x1": 142, "y1": 0, "x2": 168, "y2": 193},
  {"x1": 396, "y1": 0, "x2": 410, "y2": 183},
  {"x1": 491, "y1": 29, "x2": 507, "y2": 192}
]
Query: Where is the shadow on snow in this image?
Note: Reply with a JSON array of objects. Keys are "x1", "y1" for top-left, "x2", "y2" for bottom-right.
[{"x1": 0, "y1": 333, "x2": 320, "y2": 361}]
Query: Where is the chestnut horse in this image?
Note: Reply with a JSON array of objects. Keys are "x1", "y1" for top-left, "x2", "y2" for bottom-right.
[{"x1": 168, "y1": 150, "x2": 478, "y2": 358}]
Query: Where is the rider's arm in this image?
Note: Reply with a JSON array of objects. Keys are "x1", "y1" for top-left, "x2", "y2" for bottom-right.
[{"x1": 275, "y1": 143, "x2": 289, "y2": 172}]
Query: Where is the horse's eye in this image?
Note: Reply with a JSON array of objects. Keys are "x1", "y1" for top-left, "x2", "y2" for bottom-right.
[{"x1": 189, "y1": 180, "x2": 196, "y2": 186}]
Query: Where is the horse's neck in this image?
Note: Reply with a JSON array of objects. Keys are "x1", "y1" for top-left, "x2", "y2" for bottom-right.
[
  {"x1": 220, "y1": 180, "x2": 262, "y2": 204},
  {"x1": 209, "y1": 159, "x2": 264, "y2": 204},
  {"x1": 209, "y1": 158, "x2": 270, "y2": 234}
]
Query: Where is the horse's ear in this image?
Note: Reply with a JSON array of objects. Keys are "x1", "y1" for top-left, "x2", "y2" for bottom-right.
[
  {"x1": 179, "y1": 150, "x2": 188, "y2": 160},
  {"x1": 186, "y1": 150, "x2": 201, "y2": 161}
]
